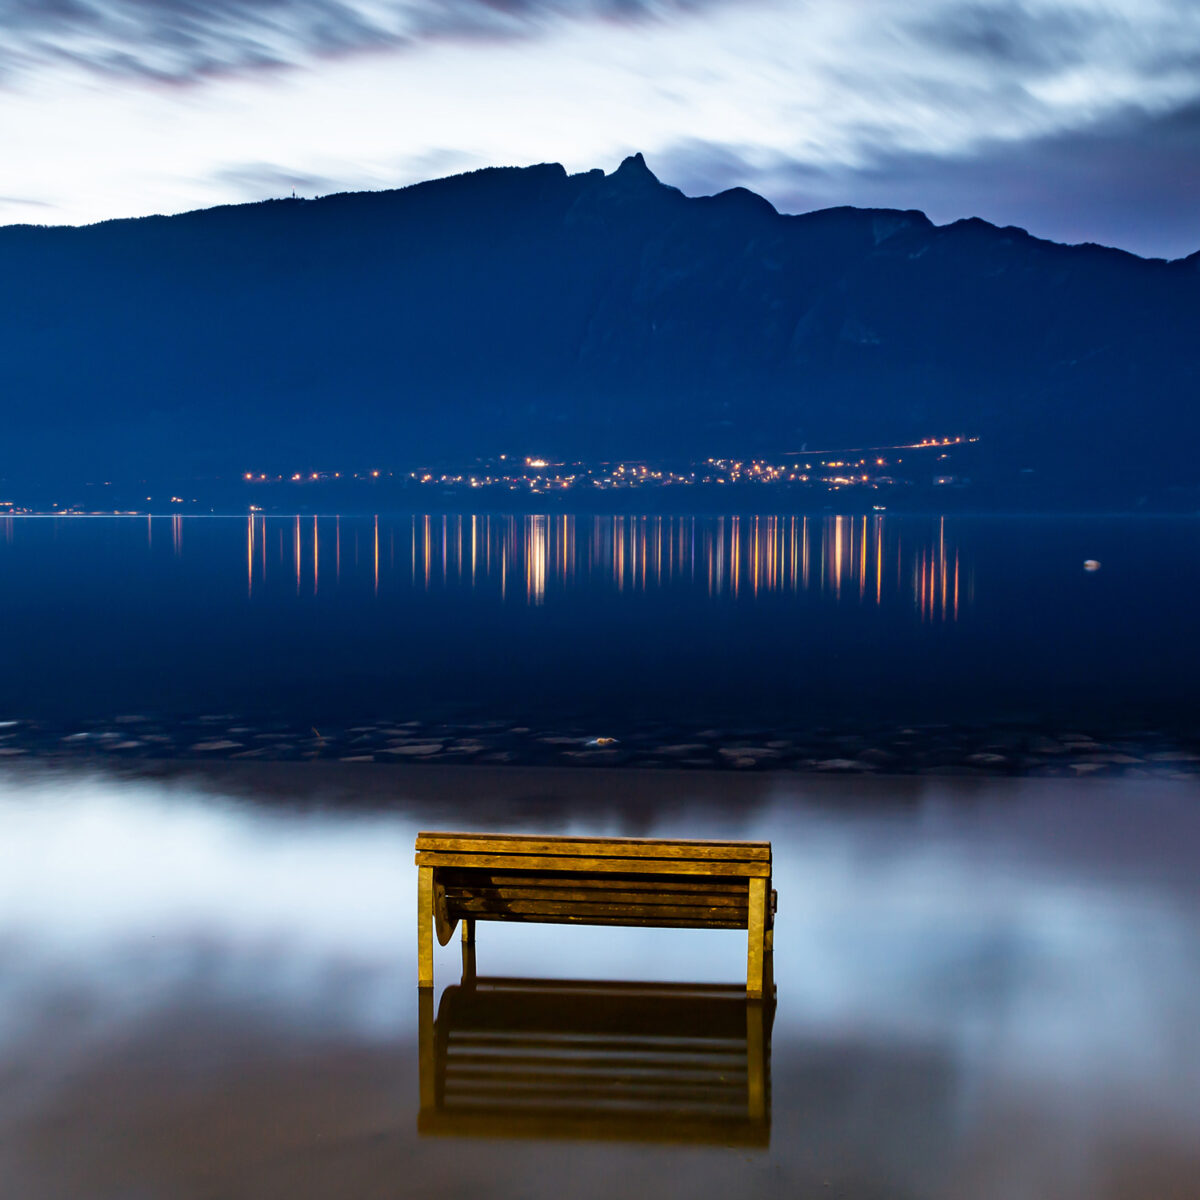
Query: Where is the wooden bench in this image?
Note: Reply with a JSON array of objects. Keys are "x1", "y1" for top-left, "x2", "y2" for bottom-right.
[
  {"x1": 415, "y1": 832, "x2": 775, "y2": 996},
  {"x1": 418, "y1": 975, "x2": 774, "y2": 1145}
]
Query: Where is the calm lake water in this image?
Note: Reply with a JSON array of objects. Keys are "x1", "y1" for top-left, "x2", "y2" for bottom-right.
[
  {"x1": 0, "y1": 762, "x2": 1197, "y2": 1200},
  {"x1": 1, "y1": 513, "x2": 1198, "y2": 732}
]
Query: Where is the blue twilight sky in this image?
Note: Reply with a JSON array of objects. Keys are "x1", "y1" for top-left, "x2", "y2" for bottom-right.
[{"x1": 2, "y1": 0, "x2": 1198, "y2": 258}]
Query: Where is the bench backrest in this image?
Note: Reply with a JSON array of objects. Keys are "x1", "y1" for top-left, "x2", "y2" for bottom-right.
[{"x1": 415, "y1": 832, "x2": 771, "y2": 931}]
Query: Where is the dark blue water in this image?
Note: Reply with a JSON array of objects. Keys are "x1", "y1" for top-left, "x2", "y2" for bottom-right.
[{"x1": 0, "y1": 513, "x2": 1197, "y2": 731}]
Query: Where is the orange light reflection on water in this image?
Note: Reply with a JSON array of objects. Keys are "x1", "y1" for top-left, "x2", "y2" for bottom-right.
[{"x1": 227, "y1": 514, "x2": 969, "y2": 619}]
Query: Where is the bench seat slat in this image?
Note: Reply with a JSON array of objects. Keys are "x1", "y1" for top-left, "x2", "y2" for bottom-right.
[
  {"x1": 417, "y1": 851, "x2": 770, "y2": 877},
  {"x1": 465, "y1": 979, "x2": 751, "y2": 997},
  {"x1": 418, "y1": 832, "x2": 770, "y2": 862},
  {"x1": 450, "y1": 911, "x2": 749, "y2": 929},
  {"x1": 444, "y1": 886, "x2": 749, "y2": 909},
  {"x1": 448, "y1": 898, "x2": 748, "y2": 923},
  {"x1": 439, "y1": 871, "x2": 750, "y2": 895}
]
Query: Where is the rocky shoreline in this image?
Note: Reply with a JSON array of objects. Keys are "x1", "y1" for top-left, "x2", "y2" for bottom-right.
[{"x1": 2, "y1": 714, "x2": 1199, "y2": 780}]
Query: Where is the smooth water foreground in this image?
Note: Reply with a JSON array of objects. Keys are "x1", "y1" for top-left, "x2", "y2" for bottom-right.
[
  {"x1": 1, "y1": 762, "x2": 1197, "y2": 1200},
  {"x1": 2, "y1": 513, "x2": 1199, "y2": 731}
]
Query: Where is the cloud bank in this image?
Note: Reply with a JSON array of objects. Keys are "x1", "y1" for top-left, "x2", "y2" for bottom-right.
[
  {"x1": 0, "y1": 0, "x2": 725, "y2": 85},
  {"x1": 659, "y1": 100, "x2": 1200, "y2": 259},
  {"x1": 1, "y1": 0, "x2": 1198, "y2": 257}
]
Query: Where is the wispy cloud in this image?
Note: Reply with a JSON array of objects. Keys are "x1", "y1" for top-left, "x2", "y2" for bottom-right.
[
  {"x1": 0, "y1": 194, "x2": 55, "y2": 207},
  {"x1": 657, "y1": 98, "x2": 1200, "y2": 259},
  {"x1": 211, "y1": 160, "x2": 349, "y2": 198},
  {"x1": 3, "y1": 0, "x2": 1199, "y2": 256},
  {"x1": 914, "y1": 2, "x2": 1104, "y2": 71},
  {"x1": 0, "y1": 0, "x2": 729, "y2": 86},
  {"x1": 647, "y1": 1, "x2": 1200, "y2": 256}
]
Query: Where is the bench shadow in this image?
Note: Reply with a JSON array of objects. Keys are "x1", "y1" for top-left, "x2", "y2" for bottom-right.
[{"x1": 418, "y1": 959, "x2": 775, "y2": 1147}]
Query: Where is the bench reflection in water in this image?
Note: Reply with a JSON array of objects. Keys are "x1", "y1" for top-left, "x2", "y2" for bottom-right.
[{"x1": 418, "y1": 964, "x2": 774, "y2": 1146}]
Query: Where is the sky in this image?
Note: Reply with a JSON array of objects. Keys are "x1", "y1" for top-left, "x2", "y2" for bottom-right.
[{"x1": 2, "y1": 0, "x2": 1199, "y2": 258}]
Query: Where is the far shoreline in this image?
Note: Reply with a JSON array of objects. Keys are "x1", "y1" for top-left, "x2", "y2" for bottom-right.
[{"x1": 3, "y1": 709, "x2": 1200, "y2": 783}]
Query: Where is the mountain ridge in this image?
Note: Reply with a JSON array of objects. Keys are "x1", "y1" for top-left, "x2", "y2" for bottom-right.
[
  {"x1": 1, "y1": 154, "x2": 1197, "y2": 501},
  {"x1": 5, "y1": 154, "x2": 1187, "y2": 265}
]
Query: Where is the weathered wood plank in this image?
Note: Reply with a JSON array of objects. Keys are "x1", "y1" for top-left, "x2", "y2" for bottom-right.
[
  {"x1": 447, "y1": 898, "x2": 749, "y2": 922},
  {"x1": 419, "y1": 831, "x2": 767, "y2": 845},
  {"x1": 457, "y1": 978, "x2": 751, "y2": 997},
  {"x1": 438, "y1": 871, "x2": 750, "y2": 894},
  {"x1": 434, "y1": 877, "x2": 458, "y2": 947},
  {"x1": 443, "y1": 886, "x2": 750, "y2": 909},
  {"x1": 746, "y1": 877, "x2": 767, "y2": 999},
  {"x1": 417, "y1": 865, "x2": 434, "y2": 988},
  {"x1": 442, "y1": 911, "x2": 749, "y2": 929},
  {"x1": 417, "y1": 852, "x2": 770, "y2": 877},
  {"x1": 417, "y1": 832, "x2": 770, "y2": 861}
]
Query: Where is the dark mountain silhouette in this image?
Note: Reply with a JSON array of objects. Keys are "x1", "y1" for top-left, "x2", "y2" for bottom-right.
[{"x1": 2, "y1": 153, "x2": 1198, "y2": 501}]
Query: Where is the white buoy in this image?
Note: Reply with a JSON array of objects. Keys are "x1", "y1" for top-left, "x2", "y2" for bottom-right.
[{"x1": 1084, "y1": 559, "x2": 1101, "y2": 572}]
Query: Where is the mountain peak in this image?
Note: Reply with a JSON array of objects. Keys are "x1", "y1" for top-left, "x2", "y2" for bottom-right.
[{"x1": 611, "y1": 152, "x2": 659, "y2": 185}]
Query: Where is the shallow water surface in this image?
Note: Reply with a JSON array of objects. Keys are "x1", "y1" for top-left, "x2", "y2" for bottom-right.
[{"x1": 1, "y1": 762, "x2": 1197, "y2": 1199}]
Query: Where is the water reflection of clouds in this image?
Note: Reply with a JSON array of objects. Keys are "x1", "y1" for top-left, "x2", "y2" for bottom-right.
[
  {"x1": 1, "y1": 765, "x2": 1198, "y2": 1186},
  {"x1": 0, "y1": 772, "x2": 416, "y2": 1049},
  {"x1": 3, "y1": 771, "x2": 1195, "y2": 1037},
  {"x1": 763, "y1": 789, "x2": 1200, "y2": 1140}
]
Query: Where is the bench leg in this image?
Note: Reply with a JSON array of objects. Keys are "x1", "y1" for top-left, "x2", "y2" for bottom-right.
[
  {"x1": 747, "y1": 877, "x2": 767, "y2": 998},
  {"x1": 418, "y1": 866, "x2": 434, "y2": 988},
  {"x1": 461, "y1": 918, "x2": 476, "y2": 984}
]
